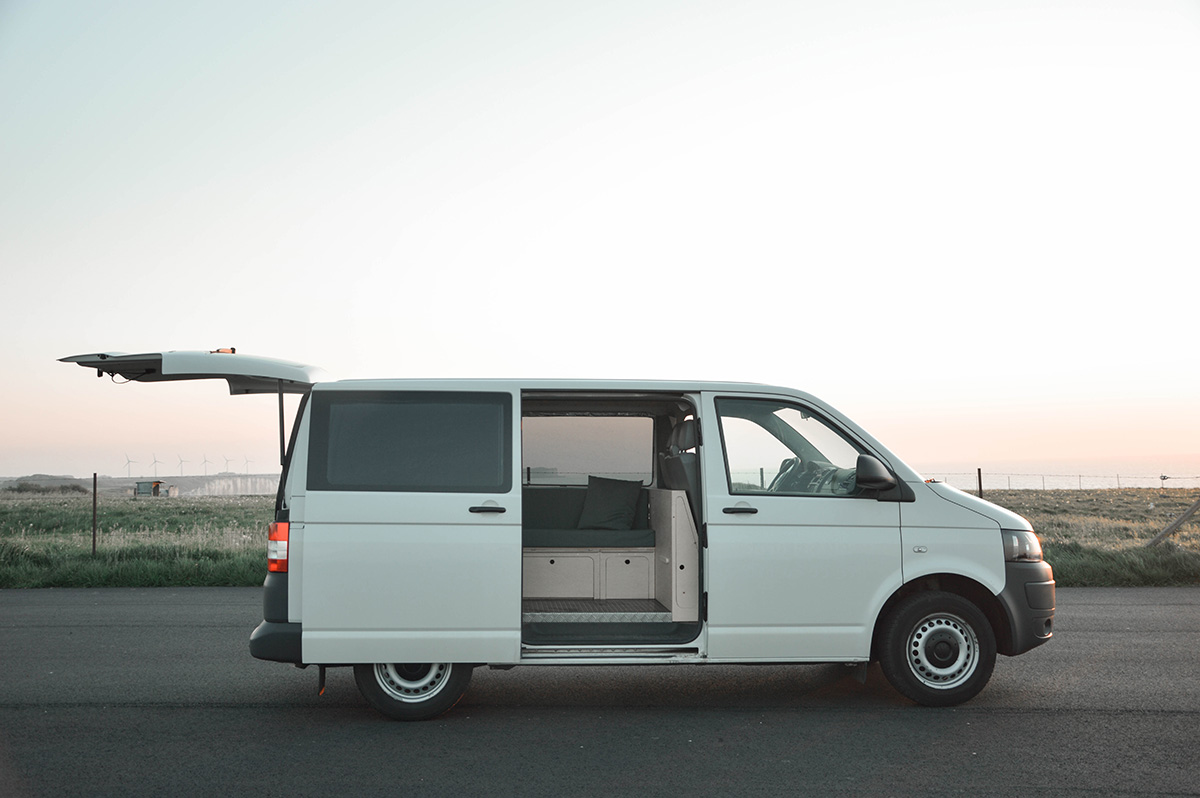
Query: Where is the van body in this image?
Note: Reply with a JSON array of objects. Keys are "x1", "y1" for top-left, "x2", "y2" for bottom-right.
[{"x1": 63, "y1": 350, "x2": 1055, "y2": 719}]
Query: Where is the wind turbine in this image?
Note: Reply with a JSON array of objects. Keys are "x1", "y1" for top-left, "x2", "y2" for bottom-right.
[
  {"x1": 177, "y1": 454, "x2": 189, "y2": 476},
  {"x1": 150, "y1": 453, "x2": 163, "y2": 478},
  {"x1": 223, "y1": 455, "x2": 234, "y2": 473},
  {"x1": 201, "y1": 454, "x2": 213, "y2": 476},
  {"x1": 123, "y1": 454, "x2": 137, "y2": 478},
  {"x1": 243, "y1": 455, "x2": 253, "y2": 475}
]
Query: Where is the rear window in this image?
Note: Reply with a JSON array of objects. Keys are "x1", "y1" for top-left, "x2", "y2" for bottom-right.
[{"x1": 307, "y1": 391, "x2": 512, "y2": 493}]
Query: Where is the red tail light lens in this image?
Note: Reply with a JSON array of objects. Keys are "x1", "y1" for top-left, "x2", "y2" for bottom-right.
[{"x1": 267, "y1": 521, "x2": 289, "y2": 572}]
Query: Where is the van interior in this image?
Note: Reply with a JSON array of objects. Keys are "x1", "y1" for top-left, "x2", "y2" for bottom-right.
[{"x1": 520, "y1": 392, "x2": 703, "y2": 647}]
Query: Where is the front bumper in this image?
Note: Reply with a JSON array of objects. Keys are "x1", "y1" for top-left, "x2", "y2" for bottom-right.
[{"x1": 997, "y1": 560, "x2": 1055, "y2": 655}]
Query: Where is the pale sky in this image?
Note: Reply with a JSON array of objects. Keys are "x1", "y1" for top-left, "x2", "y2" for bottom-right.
[{"x1": 2, "y1": 0, "x2": 1198, "y2": 481}]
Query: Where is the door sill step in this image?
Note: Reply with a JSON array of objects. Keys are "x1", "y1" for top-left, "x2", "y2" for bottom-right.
[{"x1": 521, "y1": 598, "x2": 671, "y2": 624}]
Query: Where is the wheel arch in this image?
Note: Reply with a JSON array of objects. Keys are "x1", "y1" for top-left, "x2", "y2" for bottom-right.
[{"x1": 872, "y1": 573, "x2": 1014, "y2": 660}]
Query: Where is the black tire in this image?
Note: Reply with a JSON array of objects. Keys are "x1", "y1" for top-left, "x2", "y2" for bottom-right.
[
  {"x1": 878, "y1": 592, "x2": 996, "y2": 707},
  {"x1": 353, "y1": 662, "x2": 473, "y2": 721}
]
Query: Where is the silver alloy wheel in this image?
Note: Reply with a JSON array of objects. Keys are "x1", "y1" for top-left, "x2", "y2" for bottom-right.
[
  {"x1": 373, "y1": 663, "x2": 452, "y2": 703},
  {"x1": 906, "y1": 612, "x2": 978, "y2": 689}
]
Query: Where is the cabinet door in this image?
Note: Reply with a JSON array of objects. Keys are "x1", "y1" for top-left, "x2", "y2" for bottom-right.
[
  {"x1": 523, "y1": 554, "x2": 596, "y2": 598},
  {"x1": 602, "y1": 554, "x2": 653, "y2": 599}
]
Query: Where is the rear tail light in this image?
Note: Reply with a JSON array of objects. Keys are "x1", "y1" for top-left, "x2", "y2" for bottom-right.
[{"x1": 268, "y1": 521, "x2": 289, "y2": 572}]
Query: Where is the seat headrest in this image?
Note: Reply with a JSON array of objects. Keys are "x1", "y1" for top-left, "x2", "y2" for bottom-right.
[{"x1": 668, "y1": 419, "x2": 698, "y2": 453}]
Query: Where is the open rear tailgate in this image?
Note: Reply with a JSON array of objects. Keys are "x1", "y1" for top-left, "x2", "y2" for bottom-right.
[{"x1": 59, "y1": 350, "x2": 329, "y2": 394}]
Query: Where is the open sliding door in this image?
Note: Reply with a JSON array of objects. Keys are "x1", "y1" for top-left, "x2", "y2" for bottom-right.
[{"x1": 296, "y1": 386, "x2": 523, "y2": 664}]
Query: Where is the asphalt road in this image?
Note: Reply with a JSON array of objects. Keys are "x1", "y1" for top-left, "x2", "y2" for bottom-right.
[{"x1": 2, "y1": 587, "x2": 1198, "y2": 797}]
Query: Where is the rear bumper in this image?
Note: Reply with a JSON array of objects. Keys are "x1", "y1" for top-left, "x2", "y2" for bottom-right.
[
  {"x1": 998, "y1": 560, "x2": 1055, "y2": 655},
  {"x1": 249, "y1": 620, "x2": 302, "y2": 663},
  {"x1": 250, "y1": 570, "x2": 301, "y2": 663}
]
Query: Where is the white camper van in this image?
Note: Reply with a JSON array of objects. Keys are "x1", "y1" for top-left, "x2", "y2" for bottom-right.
[{"x1": 63, "y1": 350, "x2": 1055, "y2": 720}]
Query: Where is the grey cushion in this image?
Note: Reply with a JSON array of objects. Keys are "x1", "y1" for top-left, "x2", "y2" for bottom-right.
[{"x1": 577, "y1": 475, "x2": 643, "y2": 530}]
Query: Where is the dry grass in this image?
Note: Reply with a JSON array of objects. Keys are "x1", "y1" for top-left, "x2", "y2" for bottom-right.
[
  {"x1": 2, "y1": 489, "x2": 1197, "y2": 588},
  {"x1": 984, "y1": 488, "x2": 1200, "y2": 550},
  {"x1": 982, "y1": 489, "x2": 1200, "y2": 586},
  {"x1": 0, "y1": 494, "x2": 272, "y2": 587}
]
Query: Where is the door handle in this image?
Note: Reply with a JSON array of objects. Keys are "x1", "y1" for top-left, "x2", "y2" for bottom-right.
[
  {"x1": 723, "y1": 506, "x2": 758, "y2": 514},
  {"x1": 469, "y1": 505, "x2": 507, "y2": 513}
]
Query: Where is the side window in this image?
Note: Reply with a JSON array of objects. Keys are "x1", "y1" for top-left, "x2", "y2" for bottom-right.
[
  {"x1": 716, "y1": 398, "x2": 865, "y2": 497},
  {"x1": 307, "y1": 391, "x2": 512, "y2": 493},
  {"x1": 521, "y1": 416, "x2": 653, "y2": 485}
]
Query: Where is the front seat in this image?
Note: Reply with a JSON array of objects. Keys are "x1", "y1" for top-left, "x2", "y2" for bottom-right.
[{"x1": 661, "y1": 418, "x2": 700, "y2": 517}]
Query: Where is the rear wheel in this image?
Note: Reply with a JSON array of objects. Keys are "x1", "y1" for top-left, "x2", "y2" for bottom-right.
[
  {"x1": 878, "y1": 592, "x2": 996, "y2": 707},
  {"x1": 353, "y1": 662, "x2": 472, "y2": 721}
]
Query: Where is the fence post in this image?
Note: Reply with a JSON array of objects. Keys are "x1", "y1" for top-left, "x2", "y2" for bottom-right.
[
  {"x1": 977, "y1": 468, "x2": 983, "y2": 499},
  {"x1": 1146, "y1": 495, "x2": 1200, "y2": 547},
  {"x1": 92, "y1": 473, "x2": 98, "y2": 556}
]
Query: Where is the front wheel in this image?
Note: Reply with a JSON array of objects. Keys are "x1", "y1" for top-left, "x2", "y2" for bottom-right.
[
  {"x1": 878, "y1": 592, "x2": 996, "y2": 707},
  {"x1": 353, "y1": 662, "x2": 473, "y2": 721}
]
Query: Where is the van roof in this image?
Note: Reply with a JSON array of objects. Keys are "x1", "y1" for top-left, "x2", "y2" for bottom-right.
[{"x1": 317, "y1": 377, "x2": 808, "y2": 396}]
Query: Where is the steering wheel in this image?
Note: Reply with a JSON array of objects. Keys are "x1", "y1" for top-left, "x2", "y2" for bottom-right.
[
  {"x1": 770, "y1": 459, "x2": 844, "y2": 494},
  {"x1": 812, "y1": 464, "x2": 838, "y2": 493},
  {"x1": 772, "y1": 459, "x2": 827, "y2": 493},
  {"x1": 766, "y1": 457, "x2": 800, "y2": 492},
  {"x1": 829, "y1": 468, "x2": 859, "y2": 496}
]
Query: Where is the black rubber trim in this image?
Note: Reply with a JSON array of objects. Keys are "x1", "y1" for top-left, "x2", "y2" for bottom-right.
[
  {"x1": 262, "y1": 571, "x2": 288, "y2": 622},
  {"x1": 249, "y1": 620, "x2": 302, "y2": 663},
  {"x1": 997, "y1": 560, "x2": 1055, "y2": 655},
  {"x1": 877, "y1": 478, "x2": 917, "y2": 503},
  {"x1": 1024, "y1": 579, "x2": 1056, "y2": 611},
  {"x1": 521, "y1": 622, "x2": 701, "y2": 646},
  {"x1": 274, "y1": 391, "x2": 309, "y2": 516}
]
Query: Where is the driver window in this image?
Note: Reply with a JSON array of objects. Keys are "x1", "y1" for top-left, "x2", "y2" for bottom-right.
[{"x1": 716, "y1": 398, "x2": 865, "y2": 497}]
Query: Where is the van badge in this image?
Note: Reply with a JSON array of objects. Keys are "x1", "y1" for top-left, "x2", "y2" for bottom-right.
[{"x1": 913, "y1": 546, "x2": 928, "y2": 554}]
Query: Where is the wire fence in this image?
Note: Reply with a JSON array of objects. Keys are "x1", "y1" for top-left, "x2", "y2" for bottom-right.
[
  {"x1": 924, "y1": 471, "x2": 1200, "y2": 492},
  {"x1": 521, "y1": 467, "x2": 1200, "y2": 492}
]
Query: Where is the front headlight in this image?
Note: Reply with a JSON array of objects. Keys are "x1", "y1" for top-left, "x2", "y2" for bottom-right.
[{"x1": 1003, "y1": 529, "x2": 1043, "y2": 562}]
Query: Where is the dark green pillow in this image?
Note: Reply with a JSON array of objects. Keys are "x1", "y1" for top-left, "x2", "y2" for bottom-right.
[{"x1": 577, "y1": 475, "x2": 643, "y2": 531}]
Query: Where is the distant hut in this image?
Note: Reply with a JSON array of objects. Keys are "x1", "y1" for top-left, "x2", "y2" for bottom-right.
[{"x1": 134, "y1": 480, "x2": 164, "y2": 498}]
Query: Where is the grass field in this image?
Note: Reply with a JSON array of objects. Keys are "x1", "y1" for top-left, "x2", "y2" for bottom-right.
[
  {"x1": 983, "y1": 488, "x2": 1200, "y2": 586},
  {"x1": 1, "y1": 488, "x2": 1197, "y2": 588},
  {"x1": 0, "y1": 494, "x2": 272, "y2": 588}
]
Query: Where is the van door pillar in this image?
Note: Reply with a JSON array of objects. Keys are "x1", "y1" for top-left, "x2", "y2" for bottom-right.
[{"x1": 278, "y1": 380, "x2": 286, "y2": 466}]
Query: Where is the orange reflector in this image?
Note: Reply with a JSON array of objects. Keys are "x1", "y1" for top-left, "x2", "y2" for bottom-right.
[{"x1": 267, "y1": 521, "x2": 289, "y2": 572}]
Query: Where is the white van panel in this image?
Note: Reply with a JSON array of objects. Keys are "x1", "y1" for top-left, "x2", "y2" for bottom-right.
[
  {"x1": 701, "y1": 392, "x2": 904, "y2": 661},
  {"x1": 900, "y1": 481, "x2": 1007, "y2": 593},
  {"x1": 282, "y1": 407, "x2": 311, "y2": 624},
  {"x1": 300, "y1": 493, "x2": 521, "y2": 664},
  {"x1": 296, "y1": 386, "x2": 522, "y2": 664},
  {"x1": 60, "y1": 350, "x2": 329, "y2": 394},
  {"x1": 705, "y1": 502, "x2": 903, "y2": 660},
  {"x1": 304, "y1": 630, "x2": 518, "y2": 664}
]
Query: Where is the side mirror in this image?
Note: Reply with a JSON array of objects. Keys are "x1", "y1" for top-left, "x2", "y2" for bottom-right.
[{"x1": 856, "y1": 454, "x2": 897, "y2": 491}]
